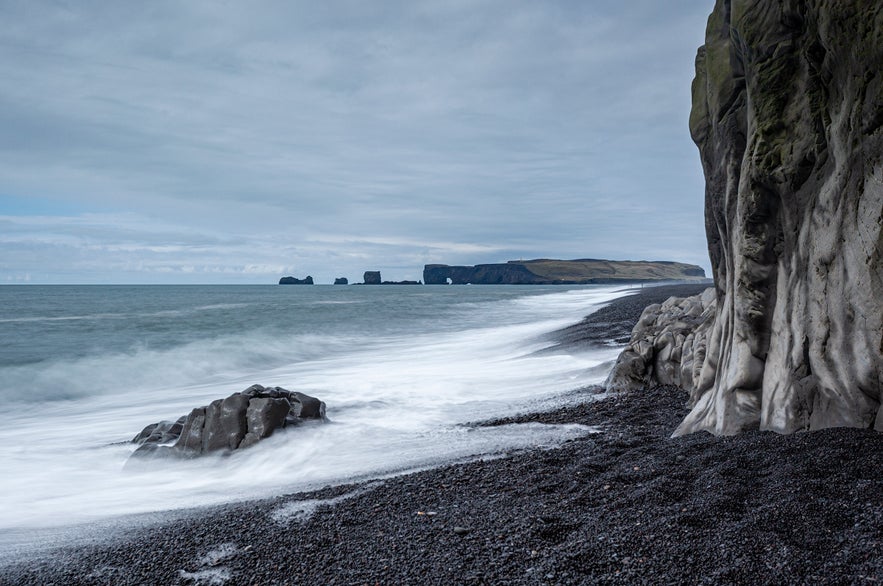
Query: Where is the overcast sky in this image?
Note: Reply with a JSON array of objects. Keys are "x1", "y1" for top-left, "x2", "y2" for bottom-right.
[{"x1": 1, "y1": 0, "x2": 712, "y2": 284}]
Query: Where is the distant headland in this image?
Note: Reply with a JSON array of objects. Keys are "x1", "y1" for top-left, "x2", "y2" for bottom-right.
[
  {"x1": 424, "y1": 259, "x2": 706, "y2": 285},
  {"x1": 279, "y1": 258, "x2": 706, "y2": 285}
]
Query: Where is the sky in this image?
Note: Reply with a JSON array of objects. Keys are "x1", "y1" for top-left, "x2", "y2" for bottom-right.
[{"x1": 0, "y1": 0, "x2": 713, "y2": 284}]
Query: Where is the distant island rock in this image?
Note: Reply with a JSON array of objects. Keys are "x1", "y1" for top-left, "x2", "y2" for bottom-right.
[
  {"x1": 361, "y1": 271, "x2": 421, "y2": 285},
  {"x1": 279, "y1": 276, "x2": 314, "y2": 285},
  {"x1": 334, "y1": 277, "x2": 349, "y2": 285},
  {"x1": 423, "y1": 259, "x2": 706, "y2": 285}
]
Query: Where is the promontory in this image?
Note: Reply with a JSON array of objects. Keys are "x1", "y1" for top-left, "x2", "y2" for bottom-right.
[{"x1": 423, "y1": 258, "x2": 706, "y2": 285}]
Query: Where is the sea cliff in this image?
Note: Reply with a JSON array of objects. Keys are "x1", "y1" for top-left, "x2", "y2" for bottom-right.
[
  {"x1": 607, "y1": 0, "x2": 883, "y2": 435},
  {"x1": 424, "y1": 259, "x2": 706, "y2": 285}
]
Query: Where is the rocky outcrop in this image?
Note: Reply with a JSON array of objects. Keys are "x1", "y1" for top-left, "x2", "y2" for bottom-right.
[
  {"x1": 359, "y1": 271, "x2": 421, "y2": 285},
  {"x1": 129, "y1": 385, "x2": 327, "y2": 461},
  {"x1": 279, "y1": 276, "x2": 314, "y2": 285},
  {"x1": 424, "y1": 263, "x2": 542, "y2": 285},
  {"x1": 334, "y1": 278, "x2": 349, "y2": 285},
  {"x1": 637, "y1": 0, "x2": 882, "y2": 435},
  {"x1": 424, "y1": 259, "x2": 706, "y2": 285},
  {"x1": 606, "y1": 289, "x2": 716, "y2": 405}
]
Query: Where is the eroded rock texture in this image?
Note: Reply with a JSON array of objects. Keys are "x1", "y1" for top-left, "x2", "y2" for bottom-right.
[
  {"x1": 606, "y1": 289, "x2": 716, "y2": 403},
  {"x1": 681, "y1": 0, "x2": 882, "y2": 434}
]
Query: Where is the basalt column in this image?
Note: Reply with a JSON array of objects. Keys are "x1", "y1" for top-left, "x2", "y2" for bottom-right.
[{"x1": 680, "y1": 0, "x2": 883, "y2": 435}]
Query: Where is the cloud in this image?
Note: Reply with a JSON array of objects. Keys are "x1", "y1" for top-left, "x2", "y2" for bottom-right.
[{"x1": 0, "y1": 0, "x2": 713, "y2": 283}]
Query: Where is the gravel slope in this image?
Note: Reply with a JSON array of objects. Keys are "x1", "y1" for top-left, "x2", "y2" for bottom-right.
[{"x1": 3, "y1": 284, "x2": 881, "y2": 585}]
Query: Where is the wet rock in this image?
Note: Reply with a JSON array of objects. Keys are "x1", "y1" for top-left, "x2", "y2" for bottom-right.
[
  {"x1": 128, "y1": 385, "x2": 327, "y2": 461},
  {"x1": 239, "y1": 397, "x2": 291, "y2": 450},
  {"x1": 132, "y1": 416, "x2": 186, "y2": 445}
]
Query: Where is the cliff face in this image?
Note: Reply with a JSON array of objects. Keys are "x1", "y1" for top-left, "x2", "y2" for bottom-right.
[
  {"x1": 680, "y1": 0, "x2": 882, "y2": 434},
  {"x1": 423, "y1": 259, "x2": 706, "y2": 285}
]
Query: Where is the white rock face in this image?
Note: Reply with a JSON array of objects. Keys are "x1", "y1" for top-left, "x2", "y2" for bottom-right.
[
  {"x1": 605, "y1": 288, "x2": 716, "y2": 401},
  {"x1": 607, "y1": 0, "x2": 883, "y2": 436}
]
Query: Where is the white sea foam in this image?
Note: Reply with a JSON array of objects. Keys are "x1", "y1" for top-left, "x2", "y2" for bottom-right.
[{"x1": 0, "y1": 285, "x2": 631, "y2": 544}]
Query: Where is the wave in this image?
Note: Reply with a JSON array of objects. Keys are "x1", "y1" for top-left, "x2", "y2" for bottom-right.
[
  {"x1": 0, "y1": 285, "x2": 630, "y2": 534},
  {"x1": 0, "y1": 302, "x2": 253, "y2": 324}
]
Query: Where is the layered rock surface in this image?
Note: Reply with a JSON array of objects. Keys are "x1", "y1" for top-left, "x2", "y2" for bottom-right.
[
  {"x1": 609, "y1": 0, "x2": 882, "y2": 435},
  {"x1": 129, "y1": 385, "x2": 326, "y2": 461}
]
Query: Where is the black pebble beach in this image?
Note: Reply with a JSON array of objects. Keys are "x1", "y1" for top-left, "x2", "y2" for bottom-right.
[{"x1": 3, "y1": 284, "x2": 881, "y2": 585}]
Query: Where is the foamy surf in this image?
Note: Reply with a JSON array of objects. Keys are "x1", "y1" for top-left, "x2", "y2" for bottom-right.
[{"x1": 0, "y1": 284, "x2": 631, "y2": 540}]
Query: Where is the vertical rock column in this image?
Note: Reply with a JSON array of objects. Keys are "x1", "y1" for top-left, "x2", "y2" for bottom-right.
[{"x1": 681, "y1": 0, "x2": 883, "y2": 435}]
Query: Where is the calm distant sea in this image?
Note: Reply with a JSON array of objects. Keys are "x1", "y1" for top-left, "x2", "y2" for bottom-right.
[{"x1": 0, "y1": 284, "x2": 628, "y2": 538}]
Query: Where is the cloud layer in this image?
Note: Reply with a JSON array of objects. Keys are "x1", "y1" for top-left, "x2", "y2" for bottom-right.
[{"x1": 0, "y1": 0, "x2": 712, "y2": 283}]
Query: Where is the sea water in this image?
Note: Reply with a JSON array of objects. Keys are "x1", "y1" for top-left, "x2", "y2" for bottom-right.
[{"x1": 0, "y1": 284, "x2": 629, "y2": 541}]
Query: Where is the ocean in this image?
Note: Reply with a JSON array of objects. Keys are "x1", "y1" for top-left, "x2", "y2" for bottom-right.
[{"x1": 0, "y1": 284, "x2": 627, "y2": 539}]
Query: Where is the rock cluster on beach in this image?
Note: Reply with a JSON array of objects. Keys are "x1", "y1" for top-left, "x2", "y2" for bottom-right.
[
  {"x1": 129, "y1": 385, "x2": 326, "y2": 461},
  {"x1": 605, "y1": 288, "x2": 716, "y2": 401}
]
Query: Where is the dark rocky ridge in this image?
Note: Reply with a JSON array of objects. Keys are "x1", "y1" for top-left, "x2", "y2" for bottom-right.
[
  {"x1": 424, "y1": 259, "x2": 706, "y2": 285},
  {"x1": 679, "y1": 0, "x2": 883, "y2": 434}
]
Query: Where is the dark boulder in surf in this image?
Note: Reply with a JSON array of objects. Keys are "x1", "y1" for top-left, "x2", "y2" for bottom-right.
[
  {"x1": 131, "y1": 416, "x2": 187, "y2": 445},
  {"x1": 128, "y1": 385, "x2": 327, "y2": 462}
]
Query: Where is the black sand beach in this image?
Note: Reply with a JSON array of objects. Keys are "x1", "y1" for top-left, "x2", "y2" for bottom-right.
[{"x1": 3, "y1": 284, "x2": 881, "y2": 585}]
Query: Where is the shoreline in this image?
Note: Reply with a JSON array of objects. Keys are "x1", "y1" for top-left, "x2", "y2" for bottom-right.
[{"x1": 3, "y1": 284, "x2": 881, "y2": 585}]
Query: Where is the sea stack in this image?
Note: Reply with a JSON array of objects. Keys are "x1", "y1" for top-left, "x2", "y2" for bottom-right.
[
  {"x1": 279, "y1": 276, "x2": 314, "y2": 285},
  {"x1": 608, "y1": 0, "x2": 883, "y2": 435}
]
